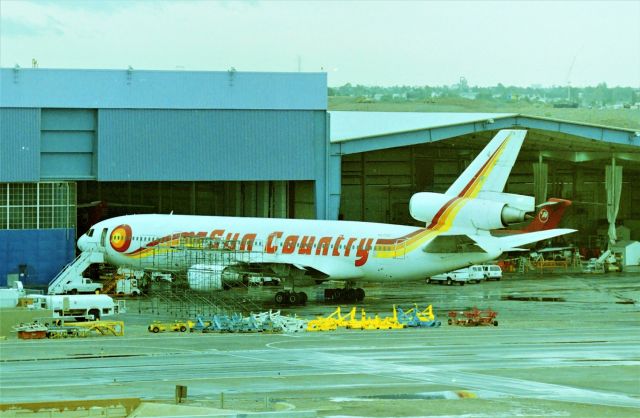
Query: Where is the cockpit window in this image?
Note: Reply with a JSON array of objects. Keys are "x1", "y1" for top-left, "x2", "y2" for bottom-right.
[{"x1": 86, "y1": 228, "x2": 94, "y2": 237}]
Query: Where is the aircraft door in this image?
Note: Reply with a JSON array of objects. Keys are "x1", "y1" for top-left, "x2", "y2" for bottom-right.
[
  {"x1": 100, "y1": 228, "x2": 108, "y2": 248},
  {"x1": 390, "y1": 239, "x2": 406, "y2": 260}
]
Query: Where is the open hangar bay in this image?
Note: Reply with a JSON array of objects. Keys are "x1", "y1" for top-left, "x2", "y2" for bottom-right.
[
  {"x1": 2, "y1": 68, "x2": 640, "y2": 285},
  {"x1": 1, "y1": 68, "x2": 640, "y2": 416}
]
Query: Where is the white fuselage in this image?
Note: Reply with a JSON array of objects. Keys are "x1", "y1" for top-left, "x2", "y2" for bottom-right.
[{"x1": 78, "y1": 214, "x2": 499, "y2": 283}]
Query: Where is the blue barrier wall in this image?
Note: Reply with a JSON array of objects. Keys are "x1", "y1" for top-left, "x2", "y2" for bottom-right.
[{"x1": 0, "y1": 229, "x2": 76, "y2": 288}]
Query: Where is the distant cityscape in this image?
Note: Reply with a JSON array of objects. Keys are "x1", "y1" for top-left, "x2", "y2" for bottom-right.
[{"x1": 329, "y1": 78, "x2": 640, "y2": 109}]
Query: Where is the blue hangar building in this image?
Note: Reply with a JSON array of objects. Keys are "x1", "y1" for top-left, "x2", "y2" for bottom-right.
[{"x1": 2, "y1": 67, "x2": 640, "y2": 285}]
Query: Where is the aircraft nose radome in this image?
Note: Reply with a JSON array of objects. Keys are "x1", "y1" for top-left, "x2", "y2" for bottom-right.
[{"x1": 77, "y1": 235, "x2": 87, "y2": 252}]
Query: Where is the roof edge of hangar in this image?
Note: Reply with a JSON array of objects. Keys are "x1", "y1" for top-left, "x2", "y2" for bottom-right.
[
  {"x1": 516, "y1": 114, "x2": 639, "y2": 134},
  {"x1": 329, "y1": 111, "x2": 640, "y2": 154},
  {"x1": 329, "y1": 111, "x2": 516, "y2": 143}
]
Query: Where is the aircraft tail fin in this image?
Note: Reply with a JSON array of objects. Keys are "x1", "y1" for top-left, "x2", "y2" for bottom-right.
[
  {"x1": 522, "y1": 198, "x2": 572, "y2": 232},
  {"x1": 446, "y1": 130, "x2": 526, "y2": 198}
]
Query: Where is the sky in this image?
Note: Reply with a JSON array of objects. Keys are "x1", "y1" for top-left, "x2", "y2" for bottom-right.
[{"x1": 1, "y1": 0, "x2": 639, "y2": 87}]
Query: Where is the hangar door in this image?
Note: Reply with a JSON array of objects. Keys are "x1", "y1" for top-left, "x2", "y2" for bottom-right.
[{"x1": 41, "y1": 109, "x2": 96, "y2": 179}]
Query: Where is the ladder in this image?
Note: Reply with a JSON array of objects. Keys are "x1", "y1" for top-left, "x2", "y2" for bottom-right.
[{"x1": 48, "y1": 251, "x2": 105, "y2": 294}]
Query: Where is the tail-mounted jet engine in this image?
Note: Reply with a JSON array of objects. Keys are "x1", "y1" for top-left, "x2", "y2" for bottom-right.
[{"x1": 409, "y1": 192, "x2": 533, "y2": 230}]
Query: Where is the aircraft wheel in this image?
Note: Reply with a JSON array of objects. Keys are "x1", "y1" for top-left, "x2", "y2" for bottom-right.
[
  {"x1": 288, "y1": 292, "x2": 298, "y2": 305},
  {"x1": 459, "y1": 281, "x2": 465, "y2": 286},
  {"x1": 447, "y1": 319, "x2": 453, "y2": 325},
  {"x1": 275, "y1": 291, "x2": 286, "y2": 305},
  {"x1": 355, "y1": 288, "x2": 365, "y2": 302},
  {"x1": 345, "y1": 288, "x2": 356, "y2": 302},
  {"x1": 426, "y1": 278, "x2": 431, "y2": 284},
  {"x1": 446, "y1": 278, "x2": 453, "y2": 286}
]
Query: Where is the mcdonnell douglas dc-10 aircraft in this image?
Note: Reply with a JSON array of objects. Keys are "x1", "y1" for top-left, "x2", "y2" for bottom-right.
[{"x1": 77, "y1": 130, "x2": 575, "y2": 305}]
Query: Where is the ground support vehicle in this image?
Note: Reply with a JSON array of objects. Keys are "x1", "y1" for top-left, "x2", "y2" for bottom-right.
[
  {"x1": 345, "y1": 308, "x2": 405, "y2": 330},
  {"x1": 427, "y1": 266, "x2": 484, "y2": 286},
  {"x1": 307, "y1": 307, "x2": 348, "y2": 331},
  {"x1": 251, "y1": 310, "x2": 306, "y2": 333},
  {"x1": 65, "y1": 321, "x2": 125, "y2": 336},
  {"x1": 27, "y1": 294, "x2": 117, "y2": 321},
  {"x1": 480, "y1": 265, "x2": 503, "y2": 281},
  {"x1": 448, "y1": 307, "x2": 498, "y2": 326},
  {"x1": 45, "y1": 325, "x2": 91, "y2": 339},
  {"x1": 307, "y1": 306, "x2": 405, "y2": 331},
  {"x1": 148, "y1": 320, "x2": 193, "y2": 333},
  {"x1": 62, "y1": 278, "x2": 103, "y2": 295},
  {"x1": 13, "y1": 323, "x2": 48, "y2": 339},
  {"x1": 193, "y1": 310, "x2": 305, "y2": 333},
  {"x1": 396, "y1": 304, "x2": 442, "y2": 328}
]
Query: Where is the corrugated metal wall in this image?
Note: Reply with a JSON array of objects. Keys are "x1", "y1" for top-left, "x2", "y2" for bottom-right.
[
  {"x1": 1, "y1": 69, "x2": 327, "y2": 110},
  {"x1": 0, "y1": 228, "x2": 75, "y2": 286},
  {"x1": 97, "y1": 109, "x2": 324, "y2": 181},
  {"x1": 0, "y1": 108, "x2": 40, "y2": 182}
]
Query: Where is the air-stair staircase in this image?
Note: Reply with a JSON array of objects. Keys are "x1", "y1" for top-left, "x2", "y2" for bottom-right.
[{"x1": 48, "y1": 251, "x2": 105, "y2": 294}]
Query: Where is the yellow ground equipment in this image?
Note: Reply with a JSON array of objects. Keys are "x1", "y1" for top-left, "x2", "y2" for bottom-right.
[
  {"x1": 306, "y1": 307, "x2": 349, "y2": 331},
  {"x1": 64, "y1": 321, "x2": 125, "y2": 336},
  {"x1": 345, "y1": 307, "x2": 404, "y2": 330},
  {"x1": 148, "y1": 320, "x2": 194, "y2": 333},
  {"x1": 307, "y1": 306, "x2": 404, "y2": 331}
]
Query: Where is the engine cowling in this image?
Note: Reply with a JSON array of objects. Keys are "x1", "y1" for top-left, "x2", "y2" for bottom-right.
[
  {"x1": 409, "y1": 192, "x2": 453, "y2": 224},
  {"x1": 409, "y1": 192, "x2": 529, "y2": 230}
]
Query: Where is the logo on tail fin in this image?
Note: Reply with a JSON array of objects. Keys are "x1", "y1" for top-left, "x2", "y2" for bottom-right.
[{"x1": 538, "y1": 208, "x2": 550, "y2": 224}]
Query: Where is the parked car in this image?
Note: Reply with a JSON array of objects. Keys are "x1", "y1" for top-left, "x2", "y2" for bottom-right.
[
  {"x1": 480, "y1": 265, "x2": 502, "y2": 281},
  {"x1": 427, "y1": 266, "x2": 484, "y2": 286}
]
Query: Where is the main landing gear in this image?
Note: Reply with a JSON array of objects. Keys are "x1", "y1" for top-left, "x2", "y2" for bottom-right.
[{"x1": 275, "y1": 290, "x2": 308, "y2": 306}]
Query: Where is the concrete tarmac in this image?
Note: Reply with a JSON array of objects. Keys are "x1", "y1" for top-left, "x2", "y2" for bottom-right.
[{"x1": 1, "y1": 272, "x2": 639, "y2": 417}]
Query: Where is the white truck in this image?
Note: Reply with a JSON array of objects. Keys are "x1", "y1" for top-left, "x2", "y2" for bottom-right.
[
  {"x1": 27, "y1": 294, "x2": 116, "y2": 321},
  {"x1": 115, "y1": 277, "x2": 142, "y2": 296},
  {"x1": 59, "y1": 278, "x2": 103, "y2": 295},
  {"x1": 480, "y1": 265, "x2": 503, "y2": 281},
  {"x1": 427, "y1": 265, "x2": 485, "y2": 286}
]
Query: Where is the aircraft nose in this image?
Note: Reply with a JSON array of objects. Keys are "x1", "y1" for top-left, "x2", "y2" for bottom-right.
[{"x1": 77, "y1": 234, "x2": 87, "y2": 252}]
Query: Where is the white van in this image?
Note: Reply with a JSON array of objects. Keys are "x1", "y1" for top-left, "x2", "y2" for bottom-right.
[
  {"x1": 427, "y1": 266, "x2": 484, "y2": 286},
  {"x1": 480, "y1": 265, "x2": 502, "y2": 281}
]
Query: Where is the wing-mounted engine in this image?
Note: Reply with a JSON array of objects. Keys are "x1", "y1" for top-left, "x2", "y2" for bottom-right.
[{"x1": 409, "y1": 192, "x2": 534, "y2": 231}]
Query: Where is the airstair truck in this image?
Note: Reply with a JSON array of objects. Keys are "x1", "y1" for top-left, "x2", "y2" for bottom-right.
[{"x1": 48, "y1": 251, "x2": 105, "y2": 295}]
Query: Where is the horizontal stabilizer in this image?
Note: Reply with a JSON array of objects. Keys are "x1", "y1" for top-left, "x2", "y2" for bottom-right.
[
  {"x1": 493, "y1": 229, "x2": 576, "y2": 251},
  {"x1": 423, "y1": 234, "x2": 486, "y2": 253}
]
